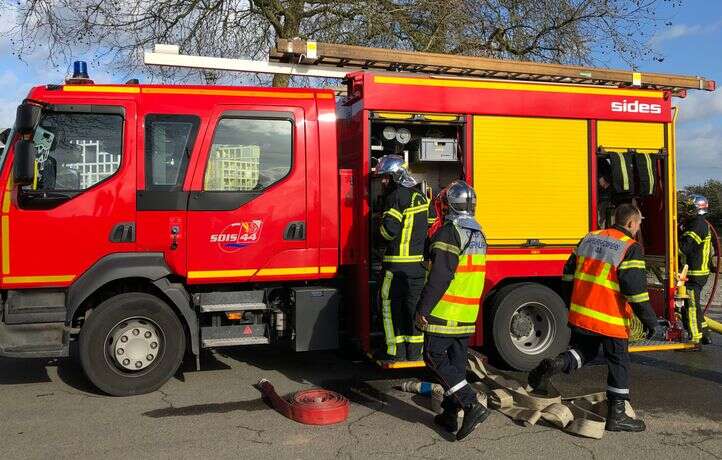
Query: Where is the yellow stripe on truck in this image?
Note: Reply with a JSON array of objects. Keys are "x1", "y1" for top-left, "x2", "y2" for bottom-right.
[
  {"x1": 3, "y1": 275, "x2": 76, "y2": 284},
  {"x1": 187, "y1": 266, "x2": 338, "y2": 279},
  {"x1": 1, "y1": 216, "x2": 9, "y2": 275},
  {"x1": 187, "y1": 269, "x2": 257, "y2": 279},
  {"x1": 256, "y1": 267, "x2": 320, "y2": 276},
  {"x1": 64, "y1": 85, "x2": 140, "y2": 94},
  {"x1": 374, "y1": 75, "x2": 664, "y2": 98},
  {"x1": 142, "y1": 87, "x2": 315, "y2": 99}
]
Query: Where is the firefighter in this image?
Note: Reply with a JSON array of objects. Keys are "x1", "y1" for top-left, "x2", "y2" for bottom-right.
[
  {"x1": 528, "y1": 203, "x2": 660, "y2": 432},
  {"x1": 680, "y1": 195, "x2": 715, "y2": 345},
  {"x1": 375, "y1": 154, "x2": 430, "y2": 361},
  {"x1": 415, "y1": 180, "x2": 490, "y2": 441}
]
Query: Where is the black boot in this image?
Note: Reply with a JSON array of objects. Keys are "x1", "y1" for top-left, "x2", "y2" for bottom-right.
[
  {"x1": 528, "y1": 356, "x2": 565, "y2": 392},
  {"x1": 605, "y1": 398, "x2": 646, "y2": 432},
  {"x1": 456, "y1": 402, "x2": 490, "y2": 441},
  {"x1": 700, "y1": 331, "x2": 713, "y2": 345},
  {"x1": 434, "y1": 408, "x2": 459, "y2": 433},
  {"x1": 435, "y1": 398, "x2": 460, "y2": 433}
]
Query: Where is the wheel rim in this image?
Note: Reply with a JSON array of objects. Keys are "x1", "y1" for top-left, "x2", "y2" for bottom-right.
[
  {"x1": 508, "y1": 301, "x2": 556, "y2": 355},
  {"x1": 106, "y1": 317, "x2": 164, "y2": 373}
]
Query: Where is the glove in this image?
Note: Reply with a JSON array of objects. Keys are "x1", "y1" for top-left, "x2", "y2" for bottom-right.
[
  {"x1": 415, "y1": 312, "x2": 429, "y2": 331},
  {"x1": 645, "y1": 323, "x2": 665, "y2": 340}
]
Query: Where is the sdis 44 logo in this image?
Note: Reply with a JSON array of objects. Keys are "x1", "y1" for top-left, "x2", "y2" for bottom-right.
[{"x1": 210, "y1": 220, "x2": 263, "y2": 253}]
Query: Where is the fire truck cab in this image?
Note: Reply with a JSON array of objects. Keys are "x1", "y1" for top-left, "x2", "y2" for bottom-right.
[{"x1": 0, "y1": 58, "x2": 704, "y2": 395}]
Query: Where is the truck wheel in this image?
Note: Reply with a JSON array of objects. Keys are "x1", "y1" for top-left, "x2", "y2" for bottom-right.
[
  {"x1": 488, "y1": 283, "x2": 570, "y2": 371},
  {"x1": 79, "y1": 293, "x2": 185, "y2": 396}
]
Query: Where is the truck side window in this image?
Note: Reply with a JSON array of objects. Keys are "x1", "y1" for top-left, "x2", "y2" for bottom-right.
[
  {"x1": 33, "y1": 112, "x2": 123, "y2": 191},
  {"x1": 145, "y1": 114, "x2": 200, "y2": 191},
  {"x1": 203, "y1": 118, "x2": 292, "y2": 192}
]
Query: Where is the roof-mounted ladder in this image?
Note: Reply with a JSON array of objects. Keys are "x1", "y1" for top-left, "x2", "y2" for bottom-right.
[
  {"x1": 272, "y1": 39, "x2": 715, "y2": 94},
  {"x1": 144, "y1": 40, "x2": 716, "y2": 95}
]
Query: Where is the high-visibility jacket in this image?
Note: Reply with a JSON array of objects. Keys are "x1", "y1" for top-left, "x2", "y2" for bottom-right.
[
  {"x1": 567, "y1": 228, "x2": 643, "y2": 339},
  {"x1": 379, "y1": 184, "x2": 431, "y2": 265},
  {"x1": 681, "y1": 215, "x2": 713, "y2": 278},
  {"x1": 423, "y1": 221, "x2": 487, "y2": 337}
]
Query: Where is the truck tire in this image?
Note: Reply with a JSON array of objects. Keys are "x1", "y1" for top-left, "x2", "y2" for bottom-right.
[
  {"x1": 488, "y1": 283, "x2": 570, "y2": 371},
  {"x1": 79, "y1": 292, "x2": 185, "y2": 396}
]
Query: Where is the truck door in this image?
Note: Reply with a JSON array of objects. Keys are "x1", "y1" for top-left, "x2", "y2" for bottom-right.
[
  {"x1": 2, "y1": 103, "x2": 136, "y2": 288},
  {"x1": 186, "y1": 106, "x2": 309, "y2": 283},
  {"x1": 135, "y1": 111, "x2": 204, "y2": 275}
]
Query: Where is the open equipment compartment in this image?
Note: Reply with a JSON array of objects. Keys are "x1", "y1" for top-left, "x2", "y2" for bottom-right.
[
  {"x1": 595, "y1": 120, "x2": 672, "y2": 324},
  {"x1": 367, "y1": 111, "x2": 467, "y2": 358}
]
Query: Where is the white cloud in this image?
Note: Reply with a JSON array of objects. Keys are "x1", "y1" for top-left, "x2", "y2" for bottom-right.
[
  {"x1": 676, "y1": 122, "x2": 722, "y2": 186},
  {"x1": 677, "y1": 91, "x2": 722, "y2": 123},
  {"x1": 650, "y1": 20, "x2": 722, "y2": 46},
  {"x1": 0, "y1": 69, "x2": 32, "y2": 130}
]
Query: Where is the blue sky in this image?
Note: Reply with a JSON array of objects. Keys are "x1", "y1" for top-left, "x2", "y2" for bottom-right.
[{"x1": 0, "y1": 1, "x2": 720, "y2": 187}]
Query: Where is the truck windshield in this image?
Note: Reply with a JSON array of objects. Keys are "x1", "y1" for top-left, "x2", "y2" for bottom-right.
[{"x1": 0, "y1": 126, "x2": 16, "y2": 176}]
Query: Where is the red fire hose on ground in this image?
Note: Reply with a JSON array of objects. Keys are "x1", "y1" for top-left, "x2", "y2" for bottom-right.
[
  {"x1": 703, "y1": 220, "x2": 722, "y2": 335},
  {"x1": 704, "y1": 220, "x2": 720, "y2": 315},
  {"x1": 256, "y1": 379, "x2": 349, "y2": 425}
]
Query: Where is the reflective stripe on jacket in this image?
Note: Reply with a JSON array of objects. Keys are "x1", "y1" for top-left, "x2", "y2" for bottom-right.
[
  {"x1": 427, "y1": 223, "x2": 486, "y2": 336},
  {"x1": 381, "y1": 187, "x2": 430, "y2": 264},
  {"x1": 568, "y1": 228, "x2": 636, "y2": 338},
  {"x1": 682, "y1": 215, "x2": 712, "y2": 277}
]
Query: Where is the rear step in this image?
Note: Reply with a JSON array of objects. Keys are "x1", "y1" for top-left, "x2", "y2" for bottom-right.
[
  {"x1": 1, "y1": 344, "x2": 68, "y2": 358},
  {"x1": 200, "y1": 324, "x2": 269, "y2": 348},
  {"x1": 629, "y1": 340, "x2": 699, "y2": 352},
  {"x1": 195, "y1": 291, "x2": 267, "y2": 313}
]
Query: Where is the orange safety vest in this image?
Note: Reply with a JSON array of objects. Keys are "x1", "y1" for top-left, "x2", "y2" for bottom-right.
[{"x1": 567, "y1": 228, "x2": 635, "y2": 339}]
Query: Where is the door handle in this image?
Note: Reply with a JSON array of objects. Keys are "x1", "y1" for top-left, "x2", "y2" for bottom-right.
[
  {"x1": 284, "y1": 221, "x2": 306, "y2": 240},
  {"x1": 109, "y1": 222, "x2": 135, "y2": 243}
]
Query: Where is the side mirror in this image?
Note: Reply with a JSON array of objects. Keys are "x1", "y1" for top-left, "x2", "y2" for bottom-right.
[
  {"x1": 13, "y1": 140, "x2": 36, "y2": 186},
  {"x1": 0, "y1": 128, "x2": 10, "y2": 145},
  {"x1": 14, "y1": 103, "x2": 42, "y2": 135}
]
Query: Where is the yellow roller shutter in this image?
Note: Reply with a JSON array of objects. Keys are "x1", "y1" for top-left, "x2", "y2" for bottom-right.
[
  {"x1": 473, "y1": 116, "x2": 589, "y2": 245},
  {"x1": 597, "y1": 121, "x2": 664, "y2": 151}
]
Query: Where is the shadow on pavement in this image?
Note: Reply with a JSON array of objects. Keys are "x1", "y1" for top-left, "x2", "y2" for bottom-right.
[
  {"x1": 143, "y1": 397, "x2": 268, "y2": 418},
  {"x1": 631, "y1": 353, "x2": 722, "y2": 386},
  {"x1": 0, "y1": 358, "x2": 54, "y2": 385},
  {"x1": 209, "y1": 346, "x2": 454, "y2": 439}
]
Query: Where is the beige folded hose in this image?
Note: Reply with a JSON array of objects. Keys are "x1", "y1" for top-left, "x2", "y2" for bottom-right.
[{"x1": 464, "y1": 350, "x2": 637, "y2": 439}]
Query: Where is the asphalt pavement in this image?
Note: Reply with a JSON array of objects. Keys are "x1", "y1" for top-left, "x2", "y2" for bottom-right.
[{"x1": 1, "y1": 318, "x2": 720, "y2": 460}]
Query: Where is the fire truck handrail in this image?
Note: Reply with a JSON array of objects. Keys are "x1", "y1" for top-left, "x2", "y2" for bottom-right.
[
  {"x1": 272, "y1": 39, "x2": 716, "y2": 93},
  {"x1": 144, "y1": 44, "x2": 349, "y2": 79}
]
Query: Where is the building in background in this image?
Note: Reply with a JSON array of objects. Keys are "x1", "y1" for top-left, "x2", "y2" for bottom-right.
[
  {"x1": 205, "y1": 145, "x2": 261, "y2": 191},
  {"x1": 66, "y1": 140, "x2": 121, "y2": 189}
]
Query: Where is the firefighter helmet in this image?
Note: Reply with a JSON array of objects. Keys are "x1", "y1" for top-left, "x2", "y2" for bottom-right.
[
  {"x1": 445, "y1": 180, "x2": 476, "y2": 216},
  {"x1": 688, "y1": 194, "x2": 710, "y2": 215},
  {"x1": 375, "y1": 154, "x2": 417, "y2": 187}
]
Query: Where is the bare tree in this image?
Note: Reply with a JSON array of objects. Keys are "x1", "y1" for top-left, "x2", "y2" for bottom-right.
[{"x1": 1, "y1": 0, "x2": 680, "y2": 86}]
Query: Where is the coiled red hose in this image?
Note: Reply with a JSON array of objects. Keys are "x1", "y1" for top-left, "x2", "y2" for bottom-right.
[{"x1": 257, "y1": 379, "x2": 349, "y2": 425}]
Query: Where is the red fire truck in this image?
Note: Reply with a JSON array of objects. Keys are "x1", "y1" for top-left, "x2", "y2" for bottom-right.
[{"x1": 0, "y1": 42, "x2": 715, "y2": 395}]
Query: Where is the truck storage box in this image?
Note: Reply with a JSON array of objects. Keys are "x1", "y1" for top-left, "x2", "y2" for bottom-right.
[
  {"x1": 292, "y1": 287, "x2": 340, "y2": 352},
  {"x1": 418, "y1": 137, "x2": 457, "y2": 161}
]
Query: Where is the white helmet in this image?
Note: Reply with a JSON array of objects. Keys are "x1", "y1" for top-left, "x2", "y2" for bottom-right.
[
  {"x1": 442, "y1": 180, "x2": 481, "y2": 231},
  {"x1": 375, "y1": 154, "x2": 417, "y2": 188},
  {"x1": 688, "y1": 194, "x2": 709, "y2": 215},
  {"x1": 445, "y1": 180, "x2": 476, "y2": 216}
]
